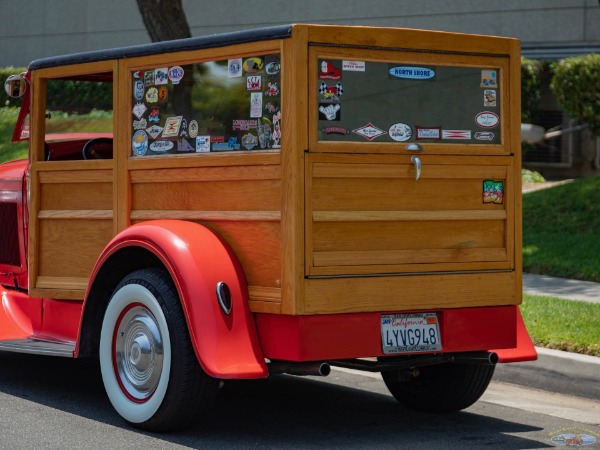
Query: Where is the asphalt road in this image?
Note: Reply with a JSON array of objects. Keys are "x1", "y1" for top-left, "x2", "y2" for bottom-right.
[{"x1": 0, "y1": 352, "x2": 598, "y2": 449}]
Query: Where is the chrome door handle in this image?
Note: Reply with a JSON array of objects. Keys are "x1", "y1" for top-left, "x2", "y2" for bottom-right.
[{"x1": 411, "y1": 155, "x2": 421, "y2": 181}]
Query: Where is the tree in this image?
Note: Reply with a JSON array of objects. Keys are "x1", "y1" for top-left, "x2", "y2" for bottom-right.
[
  {"x1": 550, "y1": 54, "x2": 600, "y2": 136},
  {"x1": 136, "y1": 0, "x2": 191, "y2": 42}
]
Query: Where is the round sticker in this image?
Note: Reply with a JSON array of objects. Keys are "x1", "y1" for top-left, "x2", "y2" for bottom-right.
[
  {"x1": 189, "y1": 120, "x2": 199, "y2": 138},
  {"x1": 475, "y1": 111, "x2": 500, "y2": 128},
  {"x1": 132, "y1": 130, "x2": 148, "y2": 156},
  {"x1": 168, "y1": 66, "x2": 184, "y2": 84},
  {"x1": 388, "y1": 123, "x2": 412, "y2": 142}
]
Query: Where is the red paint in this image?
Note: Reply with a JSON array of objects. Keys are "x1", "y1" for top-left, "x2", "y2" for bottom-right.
[
  {"x1": 0, "y1": 290, "x2": 42, "y2": 339},
  {"x1": 37, "y1": 299, "x2": 82, "y2": 343},
  {"x1": 83, "y1": 220, "x2": 267, "y2": 379},
  {"x1": 492, "y1": 308, "x2": 538, "y2": 362},
  {"x1": 256, "y1": 305, "x2": 529, "y2": 362}
]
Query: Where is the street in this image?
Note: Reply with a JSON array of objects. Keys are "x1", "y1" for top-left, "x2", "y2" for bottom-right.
[{"x1": 0, "y1": 352, "x2": 598, "y2": 449}]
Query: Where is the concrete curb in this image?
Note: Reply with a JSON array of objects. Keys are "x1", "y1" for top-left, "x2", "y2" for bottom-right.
[{"x1": 523, "y1": 273, "x2": 600, "y2": 304}]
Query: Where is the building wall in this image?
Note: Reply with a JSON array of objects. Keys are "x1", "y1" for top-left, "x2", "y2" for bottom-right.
[{"x1": 0, "y1": 0, "x2": 599, "y2": 67}]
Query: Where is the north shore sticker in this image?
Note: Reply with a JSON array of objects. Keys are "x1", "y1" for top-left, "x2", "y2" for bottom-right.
[{"x1": 352, "y1": 123, "x2": 387, "y2": 141}]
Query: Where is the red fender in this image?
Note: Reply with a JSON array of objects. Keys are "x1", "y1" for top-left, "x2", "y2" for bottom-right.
[{"x1": 85, "y1": 220, "x2": 267, "y2": 379}]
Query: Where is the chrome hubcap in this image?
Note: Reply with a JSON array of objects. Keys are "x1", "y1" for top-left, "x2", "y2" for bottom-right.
[{"x1": 114, "y1": 305, "x2": 164, "y2": 402}]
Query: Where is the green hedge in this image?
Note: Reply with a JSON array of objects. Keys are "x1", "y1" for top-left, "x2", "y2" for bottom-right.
[
  {"x1": 1, "y1": 66, "x2": 112, "y2": 113},
  {"x1": 550, "y1": 54, "x2": 600, "y2": 136},
  {"x1": 521, "y1": 57, "x2": 544, "y2": 124}
]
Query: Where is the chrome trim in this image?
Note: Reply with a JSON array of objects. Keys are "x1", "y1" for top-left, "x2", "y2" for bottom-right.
[{"x1": 0, "y1": 339, "x2": 75, "y2": 357}]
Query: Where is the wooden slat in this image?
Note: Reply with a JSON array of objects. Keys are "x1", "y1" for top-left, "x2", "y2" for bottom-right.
[
  {"x1": 313, "y1": 210, "x2": 506, "y2": 222},
  {"x1": 303, "y1": 271, "x2": 517, "y2": 315},
  {"x1": 248, "y1": 286, "x2": 281, "y2": 303},
  {"x1": 130, "y1": 165, "x2": 281, "y2": 183},
  {"x1": 35, "y1": 276, "x2": 88, "y2": 290},
  {"x1": 308, "y1": 261, "x2": 512, "y2": 277},
  {"x1": 314, "y1": 248, "x2": 507, "y2": 267},
  {"x1": 38, "y1": 210, "x2": 113, "y2": 219},
  {"x1": 312, "y1": 163, "x2": 507, "y2": 179},
  {"x1": 130, "y1": 210, "x2": 280, "y2": 221},
  {"x1": 248, "y1": 300, "x2": 282, "y2": 314}
]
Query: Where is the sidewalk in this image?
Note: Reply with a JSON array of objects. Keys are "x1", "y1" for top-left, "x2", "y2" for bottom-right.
[{"x1": 523, "y1": 272, "x2": 600, "y2": 304}]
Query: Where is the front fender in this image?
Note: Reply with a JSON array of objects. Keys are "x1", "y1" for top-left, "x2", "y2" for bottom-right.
[{"x1": 88, "y1": 220, "x2": 267, "y2": 379}]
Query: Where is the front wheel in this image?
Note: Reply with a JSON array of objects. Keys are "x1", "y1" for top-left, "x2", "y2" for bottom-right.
[
  {"x1": 99, "y1": 268, "x2": 219, "y2": 431},
  {"x1": 382, "y1": 362, "x2": 495, "y2": 412}
]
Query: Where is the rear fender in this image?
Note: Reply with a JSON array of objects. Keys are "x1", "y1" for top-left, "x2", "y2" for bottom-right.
[
  {"x1": 491, "y1": 307, "x2": 538, "y2": 363},
  {"x1": 84, "y1": 220, "x2": 267, "y2": 379}
]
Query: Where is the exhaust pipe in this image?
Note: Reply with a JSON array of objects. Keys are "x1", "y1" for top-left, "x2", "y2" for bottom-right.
[
  {"x1": 268, "y1": 361, "x2": 331, "y2": 377},
  {"x1": 451, "y1": 351, "x2": 498, "y2": 366}
]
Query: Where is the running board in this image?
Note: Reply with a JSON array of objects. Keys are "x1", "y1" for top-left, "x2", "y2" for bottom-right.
[{"x1": 0, "y1": 339, "x2": 75, "y2": 357}]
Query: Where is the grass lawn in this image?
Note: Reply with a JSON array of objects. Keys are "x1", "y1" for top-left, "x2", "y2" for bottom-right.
[
  {"x1": 523, "y1": 175, "x2": 600, "y2": 282},
  {"x1": 521, "y1": 294, "x2": 600, "y2": 357},
  {"x1": 0, "y1": 108, "x2": 28, "y2": 163}
]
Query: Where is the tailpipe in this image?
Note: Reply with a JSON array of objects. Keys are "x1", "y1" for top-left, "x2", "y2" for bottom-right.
[
  {"x1": 451, "y1": 351, "x2": 498, "y2": 366},
  {"x1": 268, "y1": 361, "x2": 331, "y2": 377}
]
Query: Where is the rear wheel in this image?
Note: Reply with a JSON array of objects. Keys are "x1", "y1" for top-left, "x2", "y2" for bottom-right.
[
  {"x1": 99, "y1": 268, "x2": 219, "y2": 431},
  {"x1": 382, "y1": 363, "x2": 495, "y2": 412}
]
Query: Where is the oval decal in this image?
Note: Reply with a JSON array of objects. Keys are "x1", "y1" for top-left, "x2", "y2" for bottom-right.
[
  {"x1": 476, "y1": 112, "x2": 500, "y2": 128},
  {"x1": 388, "y1": 66, "x2": 435, "y2": 80},
  {"x1": 150, "y1": 140, "x2": 174, "y2": 152},
  {"x1": 388, "y1": 123, "x2": 412, "y2": 142},
  {"x1": 243, "y1": 57, "x2": 264, "y2": 74}
]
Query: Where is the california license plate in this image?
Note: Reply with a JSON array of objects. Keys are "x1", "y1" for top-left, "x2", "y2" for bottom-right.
[{"x1": 381, "y1": 313, "x2": 442, "y2": 354}]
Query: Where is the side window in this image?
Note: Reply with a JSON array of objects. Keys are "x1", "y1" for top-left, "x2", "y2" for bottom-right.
[
  {"x1": 131, "y1": 54, "x2": 281, "y2": 157},
  {"x1": 44, "y1": 73, "x2": 113, "y2": 161}
]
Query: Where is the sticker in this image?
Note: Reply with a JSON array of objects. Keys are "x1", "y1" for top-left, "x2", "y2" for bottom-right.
[
  {"x1": 132, "y1": 130, "x2": 148, "y2": 156},
  {"x1": 211, "y1": 136, "x2": 225, "y2": 143},
  {"x1": 250, "y1": 92, "x2": 263, "y2": 118},
  {"x1": 145, "y1": 87, "x2": 158, "y2": 103},
  {"x1": 549, "y1": 427, "x2": 599, "y2": 447},
  {"x1": 196, "y1": 135, "x2": 211, "y2": 152},
  {"x1": 179, "y1": 118, "x2": 188, "y2": 137},
  {"x1": 243, "y1": 57, "x2": 264, "y2": 74},
  {"x1": 265, "y1": 82, "x2": 279, "y2": 97},
  {"x1": 146, "y1": 125, "x2": 163, "y2": 139},
  {"x1": 148, "y1": 106, "x2": 160, "y2": 124},
  {"x1": 388, "y1": 123, "x2": 412, "y2": 142},
  {"x1": 352, "y1": 123, "x2": 387, "y2": 141},
  {"x1": 272, "y1": 119, "x2": 281, "y2": 149},
  {"x1": 442, "y1": 130, "x2": 471, "y2": 140},
  {"x1": 318, "y1": 103, "x2": 341, "y2": 121},
  {"x1": 343, "y1": 60, "x2": 366, "y2": 72},
  {"x1": 177, "y1": 138, "x2": 195, "y2": 152},
  {"x1": 133, "y1": 118, "x2": 147, "y2": 130},
  {"x1": 265, "y1": 101, "x2": 279, "y2": 114},
  {"x1": 133, "y1": 71, "x2": 144, "y2": 79},
  {"x1": 389, "y1": 66, "x2": 435, "y2": 80},
  {"x1": 228, "y1": 58, "x2": 242, "y2": 77},
  {"x1": 415, "y1": 126, "x2": 441, "y2": 140},
  {"x1": 484, "y1": 89, "x2": 496, "y2": 107},
  {"x1": 246, "y1": 75, "x2": 262, "y2": 91},
  {"x1": 319, "y1": 81, "x2": 343, "y2": 101},
  {"x1": 232, "y1": 119, "x2": 258, "y2": 131},
  {"x1": 319, "y1": 60, "x2": 341, "y2": 80},
  {"x1": 158, "y1": 85, "x2": 168, "y2": 103},
  {"x1": 213, "y1": 137, "x2": 241, "y2": 151},
  {"x1": 476, "y1": 111, "x2": 500, "y2": 128},
  {"x1": 189, "y1": 120, "x2": 199, "y2": 138},
  {"x1": 133, "y1": 80, "x2": 145, "y2": 100},
  {"x1": 162, "y1": 116, "x2": 183, "y2": 137},
  {"x1": 475, "y1": 131, "x2": 495, "y2": 141},
  {"x1": 483, "y1": 180, "x2": 504, "y2": 204},
  {"x1": 168, "y1": 66, "x2": 184, "y2": 84},
  {"x1": 481, "y1": 70, "x2": 498, "y2": 88},
  {"x1": 154, "y1": 68, "x2": 169, "y2": 85},
  {"x1": 132, "y1": 102, "x2": 147, "y2": 120},
  {"x1": 144, "y1": 70, "x2": 155, "y2": 86},
  {"x1": 265, "y1": 57, "x2": 281, "y2": 77},
  {"x1": 150, "y1": 140, "x2": 174, "y2": 152},
  {"x1": 321, "y1": 127, "x2": 350, "y2": 135},
  {"x1": 242, "y1": 133, "x2": 259, "y2": 150}
]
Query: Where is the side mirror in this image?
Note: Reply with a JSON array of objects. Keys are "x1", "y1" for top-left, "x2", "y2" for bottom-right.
[{"x1": 4, "y1": 72, "x2": 27, "y2": 98}]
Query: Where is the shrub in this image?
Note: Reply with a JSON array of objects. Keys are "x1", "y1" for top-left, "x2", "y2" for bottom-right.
[
  {"x1": 521, "y1": 57, "x2": 544, "y2": 123},
  {"x1": 550, "y1": 54, "x2": 600, "y2": 136}
]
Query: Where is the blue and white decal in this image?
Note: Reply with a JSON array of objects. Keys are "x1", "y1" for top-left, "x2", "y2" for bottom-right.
[{"x1": 388, "y1": 66, "x2": 435, "y2": 80}]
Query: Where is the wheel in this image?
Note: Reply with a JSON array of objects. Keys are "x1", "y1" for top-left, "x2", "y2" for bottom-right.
[
  {"x1": 381, "y1": 362, "x2": 495, "y2": 412},
  {"x1": 82, "y1": 138, "x2": 113, "y2": 159},
  {"x1": 99, "y1": 268, "x2": 219, "y2": 431}
]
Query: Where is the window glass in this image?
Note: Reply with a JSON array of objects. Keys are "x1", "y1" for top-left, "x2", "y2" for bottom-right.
[
  {"x1": 317, "y1": 59, "x2": 501, "y2": 145},
  {"x1": 131, "y1": 54, "x2": 281, "y2": 157}
]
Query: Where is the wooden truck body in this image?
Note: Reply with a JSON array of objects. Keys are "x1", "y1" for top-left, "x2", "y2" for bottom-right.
[{"x1": 0, "y1": 24, "x2": 535, "y2": 431}]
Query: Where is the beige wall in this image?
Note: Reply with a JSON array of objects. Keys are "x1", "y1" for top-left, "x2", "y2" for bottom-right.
[{"x1": 1, "y1": 0, "x2": 599, "y2": 67}]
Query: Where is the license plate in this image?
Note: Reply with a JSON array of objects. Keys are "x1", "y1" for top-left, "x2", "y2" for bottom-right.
[{"x1": 381, "y1": 313, "x2": 442, "y2": 354}]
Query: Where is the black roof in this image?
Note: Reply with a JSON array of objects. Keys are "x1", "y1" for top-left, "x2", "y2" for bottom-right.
[{"x1": 28, "y1": 24, "x2": 292, "y2": 70}]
